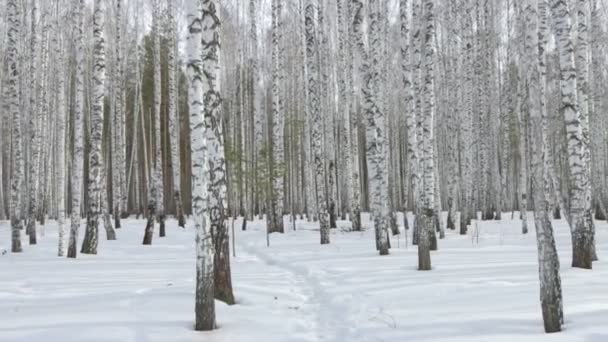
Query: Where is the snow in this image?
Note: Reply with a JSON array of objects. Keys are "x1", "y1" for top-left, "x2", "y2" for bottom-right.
[{"x1": 1, "y1": 214, "x2": 608, "y2": 342}]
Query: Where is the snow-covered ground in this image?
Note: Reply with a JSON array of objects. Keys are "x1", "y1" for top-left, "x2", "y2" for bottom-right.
[{"x1": 1, "y1": 214, "x2": 608, "y2": 342}]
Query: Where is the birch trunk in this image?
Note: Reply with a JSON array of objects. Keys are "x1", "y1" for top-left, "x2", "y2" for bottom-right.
[
  {"x1": 365, "y1": 0, "x2": 390, "y2": 255},
  {"x1": 348, "y1": 0, "x2": 364, "y2": 231},
  {"x1": 551, "y1": 0, "x2": 594, "y2": 269},
  {"x1": 305, "y1": 0, "x2": 330, "y2": 244},
  {"x1": 56, "y1": 14, "x2": 67, "y2": 256},
  {"x1": 167, "y1": 0, "x2": 185, "y2": 228},
  {"x1": 81, "y1": 0, "x2": 106, "y2": 255},
  {"x1": 418, "y1": 0, "x2": 436, "y2": 270},
  {"x1": 201, "y1": 0, "x2": 235, "y2": 305},
  {"x1": 268, "y1": 0, "x2": 285, "y2": 234},
  {"x1": 68, "y1": 0, "x2": 85, "y2": 259},
  {"x1": 188, "y1": 0, "x2": 215, "y2": 330},
  {"x1": 529, "y1": 0, "x2": 564, "y2": 331},
  {"x1": 153, "y1": 0, "x2": 165, "y2": 238},
  {"x1": 7, "y1": 0, "x2": 23, "y2": 253},
  {"x1": 113, "y1": 0, "x2": 126, "y2": 228}
]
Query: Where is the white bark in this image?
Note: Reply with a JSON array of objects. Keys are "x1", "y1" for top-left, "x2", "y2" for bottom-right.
[
  {"x1": 7, "y1": 0, "x2": 23, "y2": 253},
  {"x1": 550, "y1": 0, "x2": 594, "y2": 269},
  {"x1": 268, "y1": 0, "x2": 285, "y2": 234},
  {"x1": 528, "y1": 0, "x2": 564, "y2": 331},
  {"x1": 55, "y1": 12, "x2": 67, "y2": 256},
  {"x1": 305, "y1": 0, "x2": 330, "y2": 244},
  {"x1": 187, "y1": 0, "x2": 215, "y2": 330},
  {"x1": 365, "y1": 0, "x2": 390, "y2": 255},
  {"x1": 166, "y1": 0, "x2": 185, "y2": 227},
  {"x1": 81, "y1": 0, "x2": 106, "y2": 255},
  {"x1": 68, "y1": 0, "x2": 85, "y2": 259}
]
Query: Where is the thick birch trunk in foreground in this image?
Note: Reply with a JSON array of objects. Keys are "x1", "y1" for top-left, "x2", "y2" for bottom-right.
[
  {"x1": 166, "y1": 0, "x2": 185, "y2": 228},
  {"x1": 26, "y1": 0, "x2": 41, "y2": 246},
  {"x1": 113, "y1": 0, "x2": 127, "y2": 229},
  {"x1": 153, "y1": 0, "x2": 165, "y2": 238},
  {"x1": 305, "y1": 0, "x2": 330, "y2": 244},
  {"x1": 56, "y1": 23, "x2": 67, "y2": 256},
  {"x1": 400, "y1": 0, "x2": 417, "y2": 231},
  {"x1": 81, "y1": 0, "x2": 106, "y2": 255},
  {"x1": 365, "y1": 0, "x2": 389, "y2": 255},
  {"x1": 530, "y1": 0, "x2": 564, "y2": 332},
  {"x1": 187, "y1": 0, "x2": 215, "y2": 331},
  {"x1": 348, "y1": 0, "x2": 364, "y2": 231},
  {"x1": 268, "y1": 0, "x2": 285, "y2": 234},
  {"x1": 7, "y1": 0, "x2": 23, "y2": 253},
  {"x1": 201, "y1": 0, "x2": 235, "y2": 306},
  {"x1": 550, "y1": 0, "x2": 594, "y2": 269},
  {"x1": 459, "y1": 2, "x2": 474, "y2": 235},
  {"x1": 574, "y1": 0, "x2": 597, "y2": 262},
  {"x1": 68, "y1": 0, "x2": 85, "y2": 259},
  {"x1": 418, "y1": 0, "x2": 436, "y2": 269}
]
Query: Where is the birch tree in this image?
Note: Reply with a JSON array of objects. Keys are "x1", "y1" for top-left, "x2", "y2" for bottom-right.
[
  {"x1": 550, "y1": 0, "x2": 594, "y2": 269},
  {"x1": 166, "y1": 0, "x2": 186, "y2": 227},
  {"x1": 365, "y1": 0, "x2": 390, "y2": 255},
  {"x1": 268, "y1": 0, "x2": 285, "y2": 234},
  {"x1": 7, "y1": 0, "x2": 23, "y2": 253},
  {"x1": 528, "y1": 0, "x2": 564, "y2": 331},
  {"x1": 201, "y1": 0, "x2": 235, "y2": 305},
  {"x1": 68, "y1": 0, "x2": 85, "y2": 259},
  {"x1": 187, "y1": 0, "x2": 215, "y2": 331},
  {"x1": 305, "y1": 0, "x2": 330, "y2": 244},
  {"x1": 417, "y1": 0, "x2": 436, "y2": 270},
  {"x1": 81, "y1": 0, "x2": 106, "y2": 255},
  {"x1": 55, "y1": 6, "x2": 67, "y2": 256}
]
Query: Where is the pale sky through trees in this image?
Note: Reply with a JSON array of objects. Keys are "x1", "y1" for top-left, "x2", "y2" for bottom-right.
[{"x1": 1, "y1": 0, "x2": 608, "y2": 340}]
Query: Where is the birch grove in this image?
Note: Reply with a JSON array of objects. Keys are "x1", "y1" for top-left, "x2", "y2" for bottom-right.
[{"x1": 2, "y1": 0, "x2": 608, "y2": 334}]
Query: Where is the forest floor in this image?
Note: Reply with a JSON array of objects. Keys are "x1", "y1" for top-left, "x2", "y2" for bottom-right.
[{"x1": 1, "y1": 213, "x2": 608, "y2": 342}]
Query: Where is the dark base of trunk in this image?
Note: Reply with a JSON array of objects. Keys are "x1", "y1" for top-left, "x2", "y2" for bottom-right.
[
  {"x1": 241, "y1": 217, "x2": 247, "y2": 231},
  {"x1": 143, "y1": 215, "x2": 154, "y2": 245},
  {"x1": 115, "y1": 214, "x2": 121, "y2": 229},
  {"x1": 403, "y1": 211, "x2": 409, "y2": 230},
  {"x1": 430, "y1": 228, "x2": 438, "y2": 251},
  {"x1": 434, "y1": 212, "x2": 441, "y2": 233},
  {"x1": 28, "y1": 224, "x2": 37, "y2": 245},
  {"x1": 214, "y1": 236, "x2": 235, "y2": 305},
  {"x1": 67, "y1": 242, "x2": 77, "y2": 258},
  {"x1": 459, "y1": 211, "x2": 468, "y2": 235},
  {"x1": 572, "y1": 245, "x2": 593, "y2": 269},
  {"x1": 541, "y1": 300, "x2": 562, "y2": 333},
  {"x1": 81, "y1": 219, "x2": 99, "y2": 255},
  {"x1": 11, "y1": 218, "x2": 23, "y2": 253},
  {"x1": 447, "y1": 212, "x2": 455, "y2": 230},
  {"x1": 178, "y1": 213, "x2": 186, "y2": 227},
  {"x1": 482, "y1": 209, "x2": 494, "y2": 220},
  {"x1": 320, "y1": 231, "x2": 330, "y2": 244},
  {"x1": 12, "y1": 239, "x2": 23, "y2": 253},
  {"x1": 195, "y1": 290, "x2": 216, "y2": 331},
  {"x1": 105, "y1": 228, "x2": 116, "y2": 241},
  {"x1": 417, "y1": 211, "x2": 433, "y2": 270},
  {"x1": 174, "y1": 191, "x2": 186, "y2": 228},
  {"x1": 329, "y1": 202, "x2": 337, "y2": 229},
  {"x1": 351, "y1": 210, "x2": 361, "y2": 231},
  {"x1": 390, "y1": 212, "x2": 399, "y2": 235},
  {"x1": 159, "y1": 214, "x2": 166, "y2": 237},
  {"x1": 594, "y1": 204, "x2": 606, "y2": 220},
  {"x1": 553, "y1": 207, "x2": 561, "y2": 219},
  {"x1": 413, "y1": 215, "x2": 420, "y2": 245}
]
